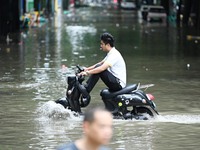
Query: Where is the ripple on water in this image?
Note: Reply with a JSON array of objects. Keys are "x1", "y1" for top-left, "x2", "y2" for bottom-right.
[{"x1": 154, "y1": 114, "x2": 200, "y2": 124}]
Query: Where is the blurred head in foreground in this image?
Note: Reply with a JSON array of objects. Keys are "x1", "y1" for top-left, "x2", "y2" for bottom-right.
[
  {"x1": 83, "y1": 107, "x2": 113, "y2": 145},
  {"x1": 57, "y1": 107, "x2": 113, "y2": 150}
]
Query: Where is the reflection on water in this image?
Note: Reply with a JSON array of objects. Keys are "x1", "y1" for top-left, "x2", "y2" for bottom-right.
[
  {"x1": 0, "y1": 7, "x2": 200, "y2": 150},
  {"x1": 66, "y1": 25, "x2": 97, "y2": 51}
]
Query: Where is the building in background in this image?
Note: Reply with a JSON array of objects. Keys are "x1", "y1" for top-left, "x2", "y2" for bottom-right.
[{"x1": 1, "y1": 0, "x2": 200, "y2": 36}]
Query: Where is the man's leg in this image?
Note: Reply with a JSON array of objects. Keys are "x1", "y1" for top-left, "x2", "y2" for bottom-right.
[
  {"x1": 99, "y1": 70, "x2": 122, "y2": 92},
  {"x1": 85, "y1": 64, "x2": 102, "y2": 93},
  {"x1": 85, "y1": 74, "x2": 100, "y2": 93},
  {"x1": 85, "y1": 64, "x2": 122, "y2": 92}
]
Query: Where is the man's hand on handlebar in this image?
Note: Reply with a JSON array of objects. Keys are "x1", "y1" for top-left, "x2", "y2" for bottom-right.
[
  {"x1": 76, "y1": 66, "x2": 90, "y2": 76},
  {"x1": 84, "y1": 67, "x2": 89, "y2": 71},
  {"x1": 78, "y1": 71, "x2": 89, "y2": 76}
]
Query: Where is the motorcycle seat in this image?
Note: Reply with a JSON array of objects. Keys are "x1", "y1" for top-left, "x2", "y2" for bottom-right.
[{"x1": 100, "y1": 84, "x2": 139, "y2": 99}]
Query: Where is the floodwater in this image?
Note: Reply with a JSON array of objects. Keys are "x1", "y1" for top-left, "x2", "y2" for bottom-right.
[{"x1": 0, "y1": 7, "x2": 200, "y2": 150}]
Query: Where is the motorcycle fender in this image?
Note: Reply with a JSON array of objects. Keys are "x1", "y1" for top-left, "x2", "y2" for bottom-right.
[{"x1": 115, "y1": 94, "x2": 147, "y2": 107}]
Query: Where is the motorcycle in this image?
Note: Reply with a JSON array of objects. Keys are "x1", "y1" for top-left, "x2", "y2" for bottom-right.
[{"x1": 55, "y1": 66, "x2": 159, "y2": 120}]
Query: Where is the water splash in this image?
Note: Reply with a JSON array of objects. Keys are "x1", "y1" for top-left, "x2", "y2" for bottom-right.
[
  {"x1": 36, "y1": 101, "x2": 82, "y2": 121},
  {"x1": 36, "y1": 101, "x2": 200, "y2": 124}
]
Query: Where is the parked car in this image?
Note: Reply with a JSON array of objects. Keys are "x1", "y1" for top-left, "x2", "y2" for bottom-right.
[
  {"x1": 141, "y1": 5, "x2": 167, "y2": 22},
  {"x1": 147, "y1": 6, "x2": 167, "y2": 22},
  {"x1": 121, "y1": 0, "x2": 136, "y2": 10}
]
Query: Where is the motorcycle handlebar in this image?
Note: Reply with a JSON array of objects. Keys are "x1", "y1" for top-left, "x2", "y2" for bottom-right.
[{"x1": 76, "y1": 65, "x2": 84, "y2": 73}]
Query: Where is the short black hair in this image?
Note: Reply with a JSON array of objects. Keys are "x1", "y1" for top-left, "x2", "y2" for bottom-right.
[
  {"x1": 83, "y1": 107, "x2": 110, "y2": 123},
  {"x1": 100, "y1": 32, "x2": 114, "y2": 47}
]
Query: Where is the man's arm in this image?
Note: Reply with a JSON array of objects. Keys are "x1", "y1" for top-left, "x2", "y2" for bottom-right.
[
  {"x1": 79, "y1": 62, "x2": 110, "y2": 76},
  {"x1": 86, "y1": 62, "x2": 110, "y2": 75},
  {"x1": 85, "y1": 60, "x2": 104, "y2": 71}
]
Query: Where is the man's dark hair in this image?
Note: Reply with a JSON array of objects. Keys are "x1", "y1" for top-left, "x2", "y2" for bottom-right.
[
  {"x1": 100, "y1": 32, "x2": 115, "y2": 47},
  {"x1": 83, "y1": 107, "x2": 110, "y2": 123}
]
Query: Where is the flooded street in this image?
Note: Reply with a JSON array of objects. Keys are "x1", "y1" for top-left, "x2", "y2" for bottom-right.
[{"x1": 0, "y1": 7, "x2": 200, "y2": 150}]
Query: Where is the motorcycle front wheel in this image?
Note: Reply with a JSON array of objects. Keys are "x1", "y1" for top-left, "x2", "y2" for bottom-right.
[{"x1": 55, "y1": 97, "x2": 69, "y2": 108}]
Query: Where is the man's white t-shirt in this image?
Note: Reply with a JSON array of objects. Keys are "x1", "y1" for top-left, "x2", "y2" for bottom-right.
[{"x1": 103, "y1": 47, "x2": 126, "y2": 88}]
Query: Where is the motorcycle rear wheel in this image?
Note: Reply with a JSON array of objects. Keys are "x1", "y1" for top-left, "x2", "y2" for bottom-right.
[{"x1": 136, "y1": 107, "x2": 154, "y2": 117}]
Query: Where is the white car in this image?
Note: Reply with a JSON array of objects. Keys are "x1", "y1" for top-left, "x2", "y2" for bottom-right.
[
  {"x1": 147, "y1": 5, "x2": 167, "y2": 22},
  {"x1": 121, "y1": 0, "x2": 136, "y2": 10}
]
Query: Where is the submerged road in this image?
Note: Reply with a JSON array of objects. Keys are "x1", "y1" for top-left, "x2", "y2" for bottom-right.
[{"x1": 0, "y1": 7, "x2": 200, "y2": 150}]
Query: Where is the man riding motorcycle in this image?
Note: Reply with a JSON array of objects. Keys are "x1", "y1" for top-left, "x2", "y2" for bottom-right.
[
  {"x1": 56, "y1": 33, "x2": 158, "y2": 119},
  {"x1": 79, "y1": 32, "x2": 127, "y2": 93}
]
